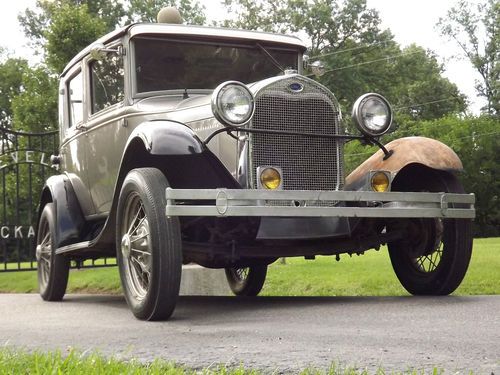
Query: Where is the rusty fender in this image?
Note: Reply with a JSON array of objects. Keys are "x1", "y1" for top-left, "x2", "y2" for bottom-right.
[{"x1": 345, "y1": 136, "x2": 463, "y2": 190}]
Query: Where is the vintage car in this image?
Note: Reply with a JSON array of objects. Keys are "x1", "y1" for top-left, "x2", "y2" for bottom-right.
[{"x1": 36, "y1": 9, "x2": 475, "y2": 320}]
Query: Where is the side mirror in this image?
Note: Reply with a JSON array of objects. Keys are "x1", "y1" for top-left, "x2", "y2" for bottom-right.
[
  {"x1": 310, "y1": 60, "x2": 326, "y2": 77},
  {"x1": 89, "y1": 43, "x2": 121, "y2": 61},
  {"x1": 303, "y1": 55, "x2": 326, "y2": 77}
]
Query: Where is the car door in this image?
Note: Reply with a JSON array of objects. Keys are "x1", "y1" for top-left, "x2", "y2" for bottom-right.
[
  {"x1": 59, "y1": 64, "x2": 96, "y2": 217},
  {"x1": 83, "y1": 45, "x2": 128, "y2": 215}
]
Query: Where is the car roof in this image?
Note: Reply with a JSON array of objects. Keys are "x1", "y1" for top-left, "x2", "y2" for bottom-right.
[{"x1": 61, "y1": 23, "x2": 307, "y2": 77}]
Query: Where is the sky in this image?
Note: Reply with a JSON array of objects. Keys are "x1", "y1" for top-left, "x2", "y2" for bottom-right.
[
  {"x1": 0, "y1": 0, "x2": 485, "y2": 113},
  {"x1": 365, "y1": 0, "x2": 484, "y2": 113}
]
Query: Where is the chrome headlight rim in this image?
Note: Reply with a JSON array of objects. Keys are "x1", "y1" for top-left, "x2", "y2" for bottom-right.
[
  {"x1": 211, "y1": 81, "x2": 255, "y2": 127},
  {"x1": 352, "y1": 93, "x2": 393, "y2": 137}
]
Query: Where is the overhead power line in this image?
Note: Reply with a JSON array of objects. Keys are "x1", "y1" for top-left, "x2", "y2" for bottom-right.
[
  {"x1": 344, "y1": 131, "x2": 500, "y2": 158},
  {"x1": 308, "y1": 50, "x2": 422, "y2": 77},
  {"x1": 455, "y1": 131, "x2": 500, "y2": 140},
  {"x1": 309, "y1": 39, "x2": 393, "y2": 59},
  {"x1": 394, "y1": 97, "x2": 461, "y2": 110}
]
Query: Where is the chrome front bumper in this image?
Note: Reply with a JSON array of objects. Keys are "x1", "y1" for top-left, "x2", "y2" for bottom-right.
[{"x1": 165, "y1": 188, "x2": 475, "y2": 219}]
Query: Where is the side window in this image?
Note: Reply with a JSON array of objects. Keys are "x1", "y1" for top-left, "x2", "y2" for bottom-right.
[
  {"x1": 90, "y1": 53, "x2": 124, "y2": 114},
  {"x1": 68, "y1": 71, "x2": 83, "y2": 127}
]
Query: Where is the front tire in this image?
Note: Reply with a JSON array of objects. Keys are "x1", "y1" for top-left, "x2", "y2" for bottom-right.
[
  {"x1": 116, "y1": 168, "x2": 182, "y2": 320},
  {"x1": 388, "y1": 173, "x2": 473, "y2": 295},
  {"x1": 225, "y1": 266, "x2": 267, "y2": 296},
  {"x1": 36, "y1": 203, "x2": 70, "y2": 301}
]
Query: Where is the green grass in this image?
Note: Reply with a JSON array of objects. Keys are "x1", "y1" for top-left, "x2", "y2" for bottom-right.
[
  {"x1": 262, "y1": 237, "x2": 499, "y2": 296},
  {"x1": 0, "y1": 348, "x2": 451, "y2": 374},
  {"x1": 0, "y1": 238, "x2": 498, "y2": 296},
  {"x1": 0, "y1": 348, "x2": 182, "y2": 375},
  {"x1": 0, "y1": 266, "x2": 122, "y2": 294}
]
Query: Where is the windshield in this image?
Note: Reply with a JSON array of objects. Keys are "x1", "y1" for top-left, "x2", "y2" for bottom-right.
[{"x1": 133, "y1": 37, "x2": 299, "y2": 93}]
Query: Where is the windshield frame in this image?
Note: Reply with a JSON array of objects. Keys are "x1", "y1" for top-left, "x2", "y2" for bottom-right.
[{"x1": 130, "y1": 35, "x2": 302, "y2": 99}]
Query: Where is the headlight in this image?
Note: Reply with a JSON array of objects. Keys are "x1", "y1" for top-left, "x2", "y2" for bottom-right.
[
  {"x1": 212, "y1": 81, "x2": 254, "y2": 127},
  {"x1": 352, "y1": 93, "x2": 392, "y2": 137}
]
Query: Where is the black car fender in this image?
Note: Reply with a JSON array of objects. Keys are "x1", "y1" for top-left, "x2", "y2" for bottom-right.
[
  {"x1": 38, "y1": 174, "x2": 86, "y2": 248},
  {"x1": 118, "y1": 119, "x2": 238, "y2": 189},
  {"x1": 88, "y1": 119, "x2": 240, "y2": 249},
  {"x1": 127, "y1": 119, "x2": 205, "y2": 155}
]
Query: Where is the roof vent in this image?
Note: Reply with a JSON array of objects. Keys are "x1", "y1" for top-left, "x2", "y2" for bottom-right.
[{"x1": 157, "y1": 7, "x2": 183, "y2": 24}]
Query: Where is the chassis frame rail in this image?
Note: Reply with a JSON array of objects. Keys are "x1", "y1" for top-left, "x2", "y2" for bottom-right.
[{"x1": 165, "y1": 189, "x2": 475, "y2": 219}]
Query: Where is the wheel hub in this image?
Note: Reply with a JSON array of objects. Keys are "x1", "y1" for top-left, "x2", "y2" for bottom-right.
[
  {"x1": 35, "y1": 245, "x2": 42, "y2": 261},
  {"x1": 121, "y1": 234, "x2": 131, "y2": 259},
  {"x1": 405, "y1": 218, "x2": 443, "y2": 258}
]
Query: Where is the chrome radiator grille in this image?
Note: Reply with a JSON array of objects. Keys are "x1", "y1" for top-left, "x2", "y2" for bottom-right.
[{"x1": 250, "y1": 77, "x2": 344, "y2": 198}]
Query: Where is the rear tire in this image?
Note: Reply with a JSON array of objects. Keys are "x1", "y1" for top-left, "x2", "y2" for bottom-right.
[
  {"x1": 116, "y1": 168, "x2": 182, "y2": 320},
  {"x1": 225, "y1": 266, "x2": 267, "y2": 296},
  {"x1": 388, "y1": 172, "x2": 473, "y2": 295},
  {"x1": 37, "y1": 203, "x2": 70, "y2": 301}
]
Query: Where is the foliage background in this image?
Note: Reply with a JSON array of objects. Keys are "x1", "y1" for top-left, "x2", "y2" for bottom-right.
[{"x1": 0, "y1": 0, "x2": 498, "y2": 237}]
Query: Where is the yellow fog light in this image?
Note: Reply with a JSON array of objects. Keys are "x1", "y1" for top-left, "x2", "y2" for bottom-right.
[
  {"x1": 260, "y1": 167, "x2": 282, "y2": 190},
  {"x1": 371, "y1": 171, "x2": 390, "y2": 192}
]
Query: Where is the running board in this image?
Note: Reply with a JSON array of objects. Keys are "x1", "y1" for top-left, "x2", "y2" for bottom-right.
[{"x1": 56, "y1": 241, "x2": 91, "y2": 255}]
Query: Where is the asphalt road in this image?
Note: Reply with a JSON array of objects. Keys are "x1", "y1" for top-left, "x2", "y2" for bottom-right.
[{"x1": 0, "y1": 294, "x2": 498, "y2": 373}]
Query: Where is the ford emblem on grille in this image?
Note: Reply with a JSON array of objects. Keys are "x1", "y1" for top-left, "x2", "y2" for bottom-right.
[{"x1": 288, "y1": 82, "x2": 304, "y2": 92}]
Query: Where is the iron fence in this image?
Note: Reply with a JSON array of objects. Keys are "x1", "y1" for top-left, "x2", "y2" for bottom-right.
[{"x1": 0, "y1": 126, "x2": 115, "y2": 272}]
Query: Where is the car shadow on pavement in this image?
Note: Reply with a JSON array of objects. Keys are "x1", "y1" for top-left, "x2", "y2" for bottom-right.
[{"x1": 62, "y1": 294, "x2": 480, "y2": 322}]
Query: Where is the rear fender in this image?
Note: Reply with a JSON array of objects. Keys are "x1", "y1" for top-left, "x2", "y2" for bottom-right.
[
  {"x1": 345, "y1": 137, "x2": 463, "y2": 191},
  {"x1": 38, "y1": 175, "x2": 85, "y2": 248}
]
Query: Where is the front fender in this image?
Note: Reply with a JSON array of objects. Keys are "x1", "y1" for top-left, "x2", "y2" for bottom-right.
[
  {"x1": 128, "y1": 120, "x2": 206, "y2": 155},
  {"x1": 345, "y1": 137, "x2": 463, "y2": 190},
  {"x1": 86, "y1": 119, "x2": 234, "y2": 250}
]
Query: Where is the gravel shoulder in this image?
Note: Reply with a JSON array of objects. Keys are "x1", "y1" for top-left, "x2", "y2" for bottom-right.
[{"x1": 0, "y1": 294, "x2": 498, "y2": 373}]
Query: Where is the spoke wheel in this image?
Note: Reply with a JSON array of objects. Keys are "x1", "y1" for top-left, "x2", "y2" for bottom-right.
[
  {"x1": 388, "y1": 173, "x2": 472, "y2": 295},
  {"x1": 116, "y1": 168, "x2": 182, "y2": 321},
  {"x1": 120, "y1": 194, "x2": 152, "y2": 301},
  {"x1": 411, "y1": 218, "x2": 444, "y2": 273},
  {"x1": 225, "y1": 265, "x2": 267, "y2": 296},
  {"x1": 37, "y1": 203, "x2": 69, "y2": 301}
]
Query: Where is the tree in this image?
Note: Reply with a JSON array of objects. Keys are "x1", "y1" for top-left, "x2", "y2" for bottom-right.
[
  {"x1": 319, "y1": 42, "x2": 468, "y2": 121},
  {"x1": 222, "y1": 0, "x2": 466, "y2": 123},
  {"x1": 0, "y1": 53, "x2": 57, "y2": 132},
  {"x1": 0, "y1": 55, "x2": 29, "y2": 128},
  {"x1": 19, "y1": 0, "x2": 207, "y2": 56},
  {"x1": 222, "y1": 0, "x2": 390, "y2": 112},
  {"x1": 19, "y1": 0, "x2": 208, "y2": 71},
  {"x1": 438, "y1": 0, "x2": 500, "y2": 116},
  {"x1": 389, "y1": 45, "x2": 467, "y2": 120},
  {"x1": 44, "y1": 3, "x2": 107, "y2": 73},
  {"x1": 19, "y1": 0, "x2": 126, "y2": 54},
  {"x1": 419, "y1": 116, "x2": 499, "y2": 237},
  {"x1": 11, "y1": 66, "x2": 58, "y2": 133},
  {"x1": 127, "y1": 0, "x2": 206, "y2": 25},
  {"x1": 223, "y1": 0, "x2": 383, "y2": 56}
]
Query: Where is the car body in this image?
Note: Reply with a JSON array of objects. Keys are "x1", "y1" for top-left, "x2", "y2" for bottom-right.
[{"x1": 36, "y1": 19, "x2": 475, "y2": 320}]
